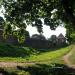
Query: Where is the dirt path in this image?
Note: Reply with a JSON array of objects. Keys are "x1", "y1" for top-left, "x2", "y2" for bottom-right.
[
  {"x1": 63, "y1": 45, "x2": 75, "y2": 68},
  {"x1": 0, "y1": 62, "x2": 36, "y2": 68}
]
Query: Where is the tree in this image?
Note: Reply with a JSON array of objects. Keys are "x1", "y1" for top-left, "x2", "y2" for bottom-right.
[
  {"x1": 31, "y1": 34, "x2": 46, "y2": 48},
  {"x1": 0, "y1": 17, "x2": 4, "y2": 29},
  {"x1": 61, "y1": 0, "x2": 75, "y2": 28},
  {"x1": 31, "y1": 34, "x2": 46, "y2": 40},
  {"x1": 50, "y1": 35, "x2": 57, "y2": 46},
  {"x1": 0, "y1": 0, "x2": 75, "y2": 42}
]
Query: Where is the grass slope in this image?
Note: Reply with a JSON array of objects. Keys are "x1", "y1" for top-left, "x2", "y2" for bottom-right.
[{"x1": 0, "y1": 43, "x2": 71, "y2": 63}]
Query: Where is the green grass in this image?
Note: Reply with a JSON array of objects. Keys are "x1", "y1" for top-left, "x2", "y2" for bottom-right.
[
  {"x1": 27, "y1": 46, "x2": 70, "y2": 62},
  {"x1": 0, "y1": 43, "x2": 71, "y2": 63}
]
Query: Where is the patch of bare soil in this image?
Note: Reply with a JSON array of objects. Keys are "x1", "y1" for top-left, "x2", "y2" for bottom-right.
[{"x1": 63, "y1": 45, "x2": 75, "y2": 68}]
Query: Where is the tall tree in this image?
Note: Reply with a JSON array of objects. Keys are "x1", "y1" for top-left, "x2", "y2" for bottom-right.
[{"x1": 0, "y1": 0, "x2": 75, "y2": 42}]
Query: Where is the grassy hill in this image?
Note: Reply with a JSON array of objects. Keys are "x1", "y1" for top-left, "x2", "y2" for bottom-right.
[{"x1": 0, "y1": 43, "x2": 71, "y2": 63}]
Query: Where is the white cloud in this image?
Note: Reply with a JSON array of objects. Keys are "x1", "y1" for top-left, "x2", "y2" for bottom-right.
[
  {"x1": 0, "y1": 5, "x2": 5, "y2": 20},
  {"x1": 26, "y1": 25, "x2": 66, "y2": 38},
  {"x1": 26, "y1": 25, "x2": 39, "y2": 36}
]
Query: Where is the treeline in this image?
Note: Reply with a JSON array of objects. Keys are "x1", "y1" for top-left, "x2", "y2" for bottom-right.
[
  {"x1": 0, "y1": 30, "x2": 67, "y2": 49},
  {"x1": 25, "y1": 34, "x2": 67, "y2": 49}
]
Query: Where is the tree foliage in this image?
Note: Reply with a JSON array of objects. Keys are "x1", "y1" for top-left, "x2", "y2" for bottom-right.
[
  {"x1": 0, "y1": 0, "x2": 75, "y2": 42},
  {"x1": 1, "y1": 0, "x2": 61, "y2": 30}
]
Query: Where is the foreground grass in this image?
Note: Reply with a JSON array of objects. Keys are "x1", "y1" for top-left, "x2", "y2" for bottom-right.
[
  {"x1": 0, "y1": 43, "x2": 71, "y2": 63},
  {"x1": 0, "y1": 43, "x2": 72, "y2": 75},
  {"x1": 1, "y1": 62, "x2": 75, "y2": 75}
]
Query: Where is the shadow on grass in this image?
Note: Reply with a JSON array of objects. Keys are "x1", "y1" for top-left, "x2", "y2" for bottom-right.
[
  {"x1": 17, "y1": 63, "x2": 75, "y2": 75},
  {"x1": 0, "y1": 68, "x2": 17, "y2": 75},
  {"x1": 0, "y1": 44, "x2": 34, "y2": 57},
  {"x1": 0, "y1": 45, "x2": 39, "y2": 57},
  {"x1": 0, "y1": 43, "x2": 68, "y2": 57},
  {"x1": 36, "y1": 46, "x2": 67, "y2": 53}
]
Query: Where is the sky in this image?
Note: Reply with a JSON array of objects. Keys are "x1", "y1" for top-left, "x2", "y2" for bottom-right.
[
  {"x1": 26, "y1": 18, "x2": 66, "y2": 39},
  {"x1": 26, "y1": 25, "x2": 66, "y2": 39}
]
